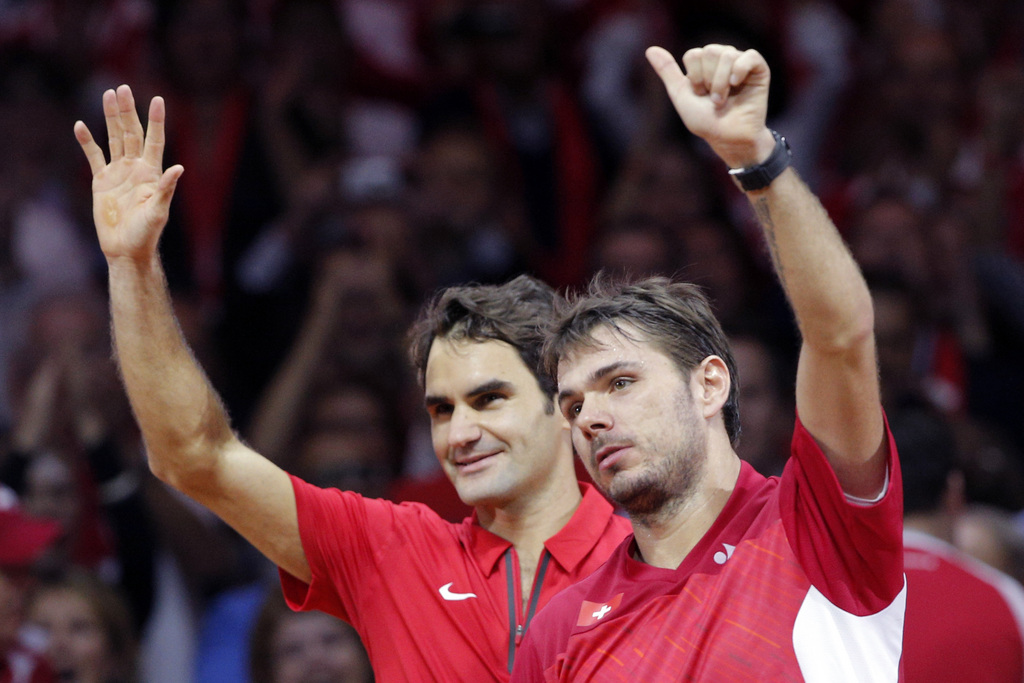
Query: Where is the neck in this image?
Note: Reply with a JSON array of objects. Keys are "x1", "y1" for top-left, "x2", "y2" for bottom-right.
[
  {"x1": 476, "y1": 463, "x2": 581, "y2": 563},
  {"x1": 633, "y1": 451, "x2": 741, "y2": 570}
]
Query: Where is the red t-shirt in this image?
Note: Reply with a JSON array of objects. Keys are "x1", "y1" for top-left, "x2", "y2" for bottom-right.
[
  {"x1": 903, "y1": 529, "x2": 1024, "y2": 683},
  {"x1": 280, "y1": 480, "x2": 632, "y2": 681},
  {"x1": 512, "y1": 417, "x2": 906, "y2": 682}
]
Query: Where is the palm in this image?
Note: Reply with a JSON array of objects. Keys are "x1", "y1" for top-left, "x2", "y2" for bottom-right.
[
  {"x1": 92, "y1": 156, "x2": 166, "y2": 258},
  {"x1": 75, "y1": 86, "x2": 182, "y2": 262}
]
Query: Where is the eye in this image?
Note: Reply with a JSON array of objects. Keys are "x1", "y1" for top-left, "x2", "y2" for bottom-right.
[
  {"x1": 431, "y1": 403, "x2": 453, "y2": 419},
  {"x1": 562, "y1": 401, "x2": 582, "y2": 421},
  {"x1": 475, "y1": 392, "x2": 506, "y2": 408},
  {"x1": 611, "y1": 377, "x2": 633, "y2": 391}
]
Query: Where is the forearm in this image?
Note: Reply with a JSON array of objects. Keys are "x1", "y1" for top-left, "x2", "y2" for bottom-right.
[
  {"x1": 747, "y1": 167, "x2": 885, "y2": 494},
  {"x1": 107, "y1": 254, "x2": 236, "y2": 489},
  {"x1": 747, "y1": 168, "x2": 875, "y2": 349}
]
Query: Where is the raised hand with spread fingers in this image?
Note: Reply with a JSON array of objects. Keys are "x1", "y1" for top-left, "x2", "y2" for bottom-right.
[
  {"x1": 73, "y1": 87, "x2": 309, "y2": 585},
  {"x1": 74, "y1": 85, "x2": 183, "y2": 262}
]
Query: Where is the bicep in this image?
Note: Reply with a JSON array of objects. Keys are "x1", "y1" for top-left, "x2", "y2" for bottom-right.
[
  {"x1": 794, "y1": 340, "x2": 888, "y2": 499},
  {"x1": 187, "y1": 440, "x2": 311, "y2": 583}
]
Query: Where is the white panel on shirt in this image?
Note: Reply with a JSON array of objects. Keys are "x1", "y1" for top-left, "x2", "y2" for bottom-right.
[{"x1": 793, "y1": 580, "x2": 907, "y2": 683}]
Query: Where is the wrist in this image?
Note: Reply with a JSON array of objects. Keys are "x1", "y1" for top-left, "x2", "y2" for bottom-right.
[
  {"x1": 106, "y1": 252, "x2": 162, "y2": 279},
  {"x1": 727, "y1": 130, "x2": 792, "y2": 192},
  {"x1": 717, "y1": 129, "x2": 778, "y2": 170}
]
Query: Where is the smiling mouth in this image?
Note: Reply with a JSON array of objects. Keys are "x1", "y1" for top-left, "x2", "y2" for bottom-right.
[{"x1": 453, "y1": 451, "x2": 499, "y2": 468}]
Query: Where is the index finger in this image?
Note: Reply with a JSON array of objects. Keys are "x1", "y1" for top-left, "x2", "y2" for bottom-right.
[{"x1": 142, "y1": 96, "x2": 168, "y2": 169}]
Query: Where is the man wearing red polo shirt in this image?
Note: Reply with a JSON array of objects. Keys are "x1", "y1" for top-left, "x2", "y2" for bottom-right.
[
  {"x1": 72, "y1": 88, "x2": 630, "y2": 681},
  {"x1": 513, "y1": 44, "x2": 905, "y2": 682}
]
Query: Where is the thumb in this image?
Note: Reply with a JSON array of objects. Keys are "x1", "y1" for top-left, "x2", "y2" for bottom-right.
[
  {"x1": 155, "y1": 164, "x2": 183, "y2": 207},
  {"x1": 645, "y1": 46, "x2": 689, "y2": 93}
]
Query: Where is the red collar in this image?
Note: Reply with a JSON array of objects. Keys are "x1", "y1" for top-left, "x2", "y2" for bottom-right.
[{"x1": 461, "y1": 483, "x2": 619, "y2": 577}]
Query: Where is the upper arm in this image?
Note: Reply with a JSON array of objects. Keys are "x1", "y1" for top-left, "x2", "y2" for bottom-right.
[
  {"x1": 794, "y1": 333, "x2": 888, "y2": 499},
  {"x1": 166, "y1": 437, "x2": 311, "y2": 583}
]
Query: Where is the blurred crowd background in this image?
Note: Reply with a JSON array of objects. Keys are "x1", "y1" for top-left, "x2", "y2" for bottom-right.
[{"x1": 1, "y1": 0, "x2": 1024, "y2": 680}]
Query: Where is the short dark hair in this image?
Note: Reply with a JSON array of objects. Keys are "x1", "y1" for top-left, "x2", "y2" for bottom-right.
[
  {"x1": 543, "y1": 273, "x2": 741, "y2": 444},
  {"x1": 407, "y1": 275, "x2": 563, "y2": 401}
]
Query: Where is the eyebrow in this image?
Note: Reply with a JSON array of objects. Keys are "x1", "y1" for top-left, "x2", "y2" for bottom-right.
[
  {"x1": 557, "y1": 361, "x2": 637, "y2": 403},
  {"x1": 425, "y1": 379, "x2": 515, "y2": 408}
]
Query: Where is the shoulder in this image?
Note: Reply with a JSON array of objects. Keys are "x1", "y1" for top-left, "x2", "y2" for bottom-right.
[
  {"x1": 905, "y1": 530, "x2": 1024, "y2": 608},
  {"x1": 292, "y1": 474, "x2": 464, "y2": 539}
]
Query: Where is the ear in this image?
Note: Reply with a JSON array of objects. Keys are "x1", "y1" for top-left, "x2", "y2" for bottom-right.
[{"x1": 696, "y1": 355, "x2": 731, "y2": 419}]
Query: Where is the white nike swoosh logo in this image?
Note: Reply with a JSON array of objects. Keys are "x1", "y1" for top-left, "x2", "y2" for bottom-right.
[{"x1": 439, "y1": 582, "x2": 477, "y2": 601}]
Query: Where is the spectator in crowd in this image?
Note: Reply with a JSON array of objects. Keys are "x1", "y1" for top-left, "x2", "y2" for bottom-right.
[
  {"x1": 408, "y1": 124, "x2": 533, "y2": 288},
  {"x1": 1, "y1": 287, "x2": 253, "y2": 683},
  {"x1": 0, "y1": 48, "x2": 98, "y2": 433},
  {"x1": 2, "y1": 289, "x2": 155, "y2": 632},
  {"x1": 728, "y1": 332, "x2": 793, "y2": 477},
  {"x1": 0, "y1": 503, "x2": 60, "y2": 683},
  {"x1": 421, "y1": 0, "x2": 602, "y2": 288},
  {"x1": 25, "y1": 571, "x2": 139, "y2": 683},
  {"x1": 288, "y1": 381, "x2": 404, "y2": 500},
  {"x1": 247, "y1": 250, "x2": 414, "y2": 473},
  {"x1": 153, "y1": 0, "x2": 286, "y2": 428},
  {"x1": 894, "y1": 407, "x2": 1024, "y2": 683},
  {"x1": 955, "y1": 505, "x2": 1024, "y2": 585},
  {"x1": 588, "y1": 215, "x2": 675, "y2": 279},
  {"x1": 249, "y1": 590, "x2": 372, "y2": 683}
]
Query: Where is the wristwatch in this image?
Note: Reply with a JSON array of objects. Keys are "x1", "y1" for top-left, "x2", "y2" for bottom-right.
[{"x1": 728, "y1": 130, "x2": 792, "y2": 192}]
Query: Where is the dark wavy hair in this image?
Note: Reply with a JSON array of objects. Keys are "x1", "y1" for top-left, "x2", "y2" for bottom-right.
[
  {"x1": 543, "y1": 273, "x2": 741, "y2": 444},
  {"x1": 407, "y1": 275, "x2": 563, "y2": 409}
]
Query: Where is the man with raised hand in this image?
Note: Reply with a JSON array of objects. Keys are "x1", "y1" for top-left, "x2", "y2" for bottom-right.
[
  {"x1": 74, "y1": 86, "x2": 629, "y2": 682},
  {"x1": 512, "y1": 44, "x2": 905, "y2": 682}
]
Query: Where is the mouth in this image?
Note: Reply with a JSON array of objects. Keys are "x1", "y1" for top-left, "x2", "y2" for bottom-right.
[
  {"x1": 452, "y1": 450, "x2": 500, "y2": 471},
  {"x1": 593, "y1": 443, "x2": 630, "y2": 471}
]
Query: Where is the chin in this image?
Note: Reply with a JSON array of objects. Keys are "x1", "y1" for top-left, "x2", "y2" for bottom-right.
[
  {"x1": 606, "y1": 472, "x2": 673, "y2": 517},
  {"x1": 456, "y1": 480, "x2": 516, "y2": 509}
]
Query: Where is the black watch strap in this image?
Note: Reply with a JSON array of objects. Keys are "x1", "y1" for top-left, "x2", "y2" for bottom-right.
[{"x1": 728, "y1": 130, "x2": 792, "y2": 192}]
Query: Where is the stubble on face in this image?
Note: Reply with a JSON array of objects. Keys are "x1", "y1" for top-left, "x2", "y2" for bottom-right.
[{"x1": 595, "y1": 380, "x2": 708, "y2": 526}]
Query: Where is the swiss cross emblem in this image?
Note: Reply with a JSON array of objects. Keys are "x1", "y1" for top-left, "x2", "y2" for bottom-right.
[{"x1": 576, "y1": 593, "x2": 624, "y2": 627}]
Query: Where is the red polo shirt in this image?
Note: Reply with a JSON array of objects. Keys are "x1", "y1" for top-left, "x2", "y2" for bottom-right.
[
  {"x1": 280, "y1": 478, "x2": 631, "y2": 682},
  {"x1": 513, "y1": 418, "x2": 906, "y2": 682}
]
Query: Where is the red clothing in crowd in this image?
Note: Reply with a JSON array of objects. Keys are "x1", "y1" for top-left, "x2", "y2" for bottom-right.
[
  {"x1": 513, "y1": 418, "x2": 905, "y2": 682},
  {"x1": 903, "y1": 529, "x2": 1024, "y2": 683},
  {"x1": 280, "y1": 478, "x2": 631, "y2": 681},
  {"x1": 1, "y1": 644, "x2": 54, "y2": 683}
]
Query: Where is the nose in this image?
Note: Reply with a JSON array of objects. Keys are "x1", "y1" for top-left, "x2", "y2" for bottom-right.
[
  {"x1": 447, "y1": 405, "x2": 482, "y2": 450},
  {"x1": 575, "y1": 396, "x2": 612, "y2": 439}
]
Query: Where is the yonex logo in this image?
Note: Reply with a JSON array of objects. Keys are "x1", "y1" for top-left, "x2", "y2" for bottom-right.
[{"x1": 713, "y1": 543, "x2": 735, "y2": 565}]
